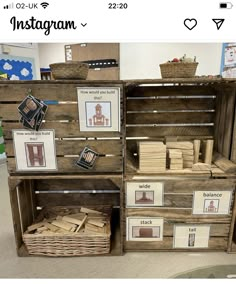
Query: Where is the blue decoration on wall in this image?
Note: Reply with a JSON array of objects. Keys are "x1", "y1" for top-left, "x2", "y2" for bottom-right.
[{"x1": 0, "y1": 54, "x2": 36, "y2": 80}]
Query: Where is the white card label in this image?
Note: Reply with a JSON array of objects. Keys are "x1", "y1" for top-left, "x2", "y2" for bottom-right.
[
  {"x1": 193, "y1": 191, "x2": 232, "y2": 215},
  {"x1": 126, "y1": 182, "x2": 164, "y2": 207},
  {"x1": 174, "y1": 225, "x2": 210, "y2": 248},
  {"x1": 13, "y1": 129, "x2": 57, "y2": 171},
  {"x1": 126, "y1": 217, "x2": 163, "y2": 241}
]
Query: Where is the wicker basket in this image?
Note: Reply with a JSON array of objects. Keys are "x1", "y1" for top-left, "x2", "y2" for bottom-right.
[
  {"x1": 23, "y1": 206, "x2": 111, "y2": 256},
  {"x1": 50, "y1": 62, "x2": 89, "y2": 79},
  {"x1": 160, "y1": 62, "x2": 198, "y2": 78}
]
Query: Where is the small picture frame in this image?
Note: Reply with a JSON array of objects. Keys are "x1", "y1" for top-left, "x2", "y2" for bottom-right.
[
  {"x1": 126, "y1": 217, "x2": 163, "y2": 241},
  {"x1": 77, "y1": 87, "x2": 120, "y2": 132},
  {"x1": 12, "y1": 129, "x2": 57, "y2": 172}
]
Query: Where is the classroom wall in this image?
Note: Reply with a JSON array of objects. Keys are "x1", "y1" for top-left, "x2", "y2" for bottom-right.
[{"x1": 38, "y1": 42, "x2": 223, "y2": 79}]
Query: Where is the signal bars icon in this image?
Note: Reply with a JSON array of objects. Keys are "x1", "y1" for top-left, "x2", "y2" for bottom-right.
[
  {"x1": 3, "y1": 3, "x2": 13, "y2": 9},
  {"x1": 40, "y1": 2, "x2": 49, "y2": 9}
]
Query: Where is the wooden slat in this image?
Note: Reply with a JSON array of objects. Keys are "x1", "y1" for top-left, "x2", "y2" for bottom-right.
[
  {"x1": 218, "y1": 92, "x2": 227, "y2": 155},
  {"x1": 8, "y1": 178, "x2": 23, "y2": 251},
  {"x1": 7, "y1": 156, "x2": 123, "y2": 173},
  {"x1": 3, "y1": 122, "x2": 122, "y2": 139},
  {"x1": 127, "y1": 98, "x2": 215, "y2": 111},
  {"x1": 36, "y1": 193, "x2": 119, "y2": 207},
  {"x1": 223, "y1": 90, "x2": 236, "y2": 159},
  {"x1": 35, "y1": 178, "x2": 121, "y2": 191},
  {"x1": 127, "y1": 86, "x2": 215, "y2": 98},
  {"x1": 125, "y1": 222, "x2": 229, "y2": 237},
  {"x1": 124, "y1": 237, "x2": 228, "y2": 251},
  {"x1": 18, "y1": 181, "x2": 33, "y2": 232},
  {"x1": 0, "y1": 82, "x2": 123, "y2": 102},
  {"x1": 126, "y1": 208, "x2": 232, "y2": 222},
  {"x1": 5, "y1": 139, "x2": 122, "y2": 156},
  {"x1": 126, "y1": 126, "x2": 214, "y2": 137},
  {"x1": 126, "y1": 112, "x2": 214, "y2": 124},
  {"x1": 231, "y1": 109, "x2": 236, "y2": 163},
  {"x1": 0, "y1": 104, "x2": 79, "y2": 121}
]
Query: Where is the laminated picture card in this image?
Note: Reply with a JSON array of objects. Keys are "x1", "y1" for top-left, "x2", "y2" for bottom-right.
[
  {"x1": 12, "y1": 129, "x2": 57, "y2": 171},
  {"x1": 77, "y1": 87, "x2": 120, "y2": 132}
]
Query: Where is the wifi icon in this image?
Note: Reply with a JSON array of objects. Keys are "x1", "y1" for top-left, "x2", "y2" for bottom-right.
[{"x1": 40, "y1": 2, "x2": 49, "y2": 9}]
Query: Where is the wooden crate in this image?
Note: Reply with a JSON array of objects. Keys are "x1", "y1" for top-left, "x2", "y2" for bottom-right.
[
  {"x1": 0, "y1": 80, "x2": 124, "y2": 175},
  {"x1": 125, "y1": 79, "x2": 236, "y2": 177},
  {"x1": 124, "y1": 78, "x2": 236, "y2": 252},
  {"x1": 9, "y1": 175, "x2": 123, "y2": 256},
  {"x1": 0, "y1": 80, "x2": 124, "y2": 256},
  {"x1": 125, "y1": 179, "x2": 235, "y2": 251}
]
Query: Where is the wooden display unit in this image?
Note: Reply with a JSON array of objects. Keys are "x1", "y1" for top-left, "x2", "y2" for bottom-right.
[
  {"x1": 0, "y1": 80, "x2": 124, "y2": 256},
  {"x1": 124, "y1": 78, "x2": 236, "y2": 252}
]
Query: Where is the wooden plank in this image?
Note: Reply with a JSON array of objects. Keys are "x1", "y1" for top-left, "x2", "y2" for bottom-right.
[
  {"x1": 213, "y1": 152, "x2": 236, "y2": 174},
  {"x1": 7, "y1": 156, "x2": 123, "y2": 173},
  {"x1": 126, "y1": 208, "x2": 231, "y2": 222},
  {"x1": 126, "y1": 126, "x2": 214, "y2": 137},
  {"x1": 126, "y1": 112, "x2": 214, "y2": 124},
  {"x1": 126, "y1": 179, "x2": 235, "y2": 193},
  {"x1": 227, "y1": 191, "x2": 236, "y2": 252},
  {"x1": 8, "y1": 178, "x2": 23, "y2": 252},
  {"x1": 127, "y1": 98, "x2": 216, "y2": 111},
  {"x1": 127, "y1": 86, "x2": 215, "y2": 98},
  {"x1": 125, "y1": 222, "x2": 229, "y2": 237},
  {"x1": 5, "y1": 139, "x2": 122, "y2": 156},
  {"x1": 17, "y1": 181, "x2": 32, "y2": 232},
  {"x1": 124, "y1": 237, "x2": 228, "y2": 251},
  {"x1": 0, "y1": 104, "x2": 79, "y2": 121},
  {"x1": 223, "y1": 90, "x2": 236, "y2": 158},
  {"x1": 36, "y1": 193, "x2": 119, "y2": 206},
  {"x1": 0, "y1": 82, "x2": 123, "y2": 102},
  {"x1": 218, "y1": 91, "x2": 227, "y2": 155},
  {"x1": 3, "y1": 122, "x2": 122, "y2": 139},
  {"x1": 231, "y1": 88, "x2": 236, "y2": 162},
  {"x1": 35, "y1": 178, "x2": 121, "y2": 191}
]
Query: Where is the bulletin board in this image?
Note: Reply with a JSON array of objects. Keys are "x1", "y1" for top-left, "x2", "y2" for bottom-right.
[
  {"x1": 0, "y1": 54, "x2": 36, "y2": 80},
  {"x1": 220, "y1": 43, "x2": 236, "y2": 78}
]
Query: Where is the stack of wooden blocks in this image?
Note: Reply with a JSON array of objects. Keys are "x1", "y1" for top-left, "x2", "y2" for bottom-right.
[
  {"x1": 166, "y1": 142, "x2": 194, "y2": 169},
  {"x1": 168, "y1": 149, "x2": 183, "y2": 170},
  {"x1": 139, "y1": 141, "x2": 166, "y2": 172}
]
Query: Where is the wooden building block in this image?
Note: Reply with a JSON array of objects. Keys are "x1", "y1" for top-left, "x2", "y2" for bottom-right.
[
  {"x1": 87, "y1": 219, "x2": 105, "y2": 228},
  {"x1": 52, "y1": 220, "x2": 76, "y2": 231},
  {"x1": 166, "y1": 142, "x2": 193, "y2": 150},
  {"x1": 193, "y1": 139, "x2": 201, "y2": 164},
  {"x1": 62, "y1": 216, "x2": 82, "y2": 226},
  {"x1": 80, "y1": 207, "x2": 103, "y2": 215},
  {"x1": 204, "y1": 140, "x2": 214, "y2": 165}
]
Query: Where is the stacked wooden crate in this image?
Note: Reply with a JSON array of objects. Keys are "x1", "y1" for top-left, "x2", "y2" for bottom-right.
[
  {"x1": 1, "y1": 80, "x2": 124, "y2": 256},
  {"x1": 124, "y1": 78, "x2": 236, "y2": 252}
]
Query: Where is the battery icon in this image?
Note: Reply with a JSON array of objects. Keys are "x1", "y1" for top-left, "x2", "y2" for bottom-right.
[{"x1": 220, "y1": 2, "x2": 233, "y2": 8}]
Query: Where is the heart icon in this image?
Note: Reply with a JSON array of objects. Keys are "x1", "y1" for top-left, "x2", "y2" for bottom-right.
[{"x1": 184, "y1": 18, "x2": 197, "y2": 30}]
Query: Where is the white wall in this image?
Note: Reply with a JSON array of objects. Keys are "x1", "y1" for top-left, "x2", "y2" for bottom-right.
[
  {"x1": 38, "y1": 43, "x2": 223, "y2": 79},
  {"x1": 0, "y1": 44, "x2": 41, "y2": 79},
  {"x1": 120, "y1": 43, "x2": 223, "y2": 79},
  {"x1": 38, "y1": 43, "x2": 70, "y2": 68}
]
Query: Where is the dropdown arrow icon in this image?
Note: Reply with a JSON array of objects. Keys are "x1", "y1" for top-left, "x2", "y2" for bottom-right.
[{"x1": 81, "y1": 23, "x2": 87, "y2": 27}]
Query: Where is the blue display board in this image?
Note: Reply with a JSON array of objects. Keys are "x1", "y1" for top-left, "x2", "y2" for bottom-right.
[{"x1": 0, "y1": 54, "x2": 36, "y2": 80}]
